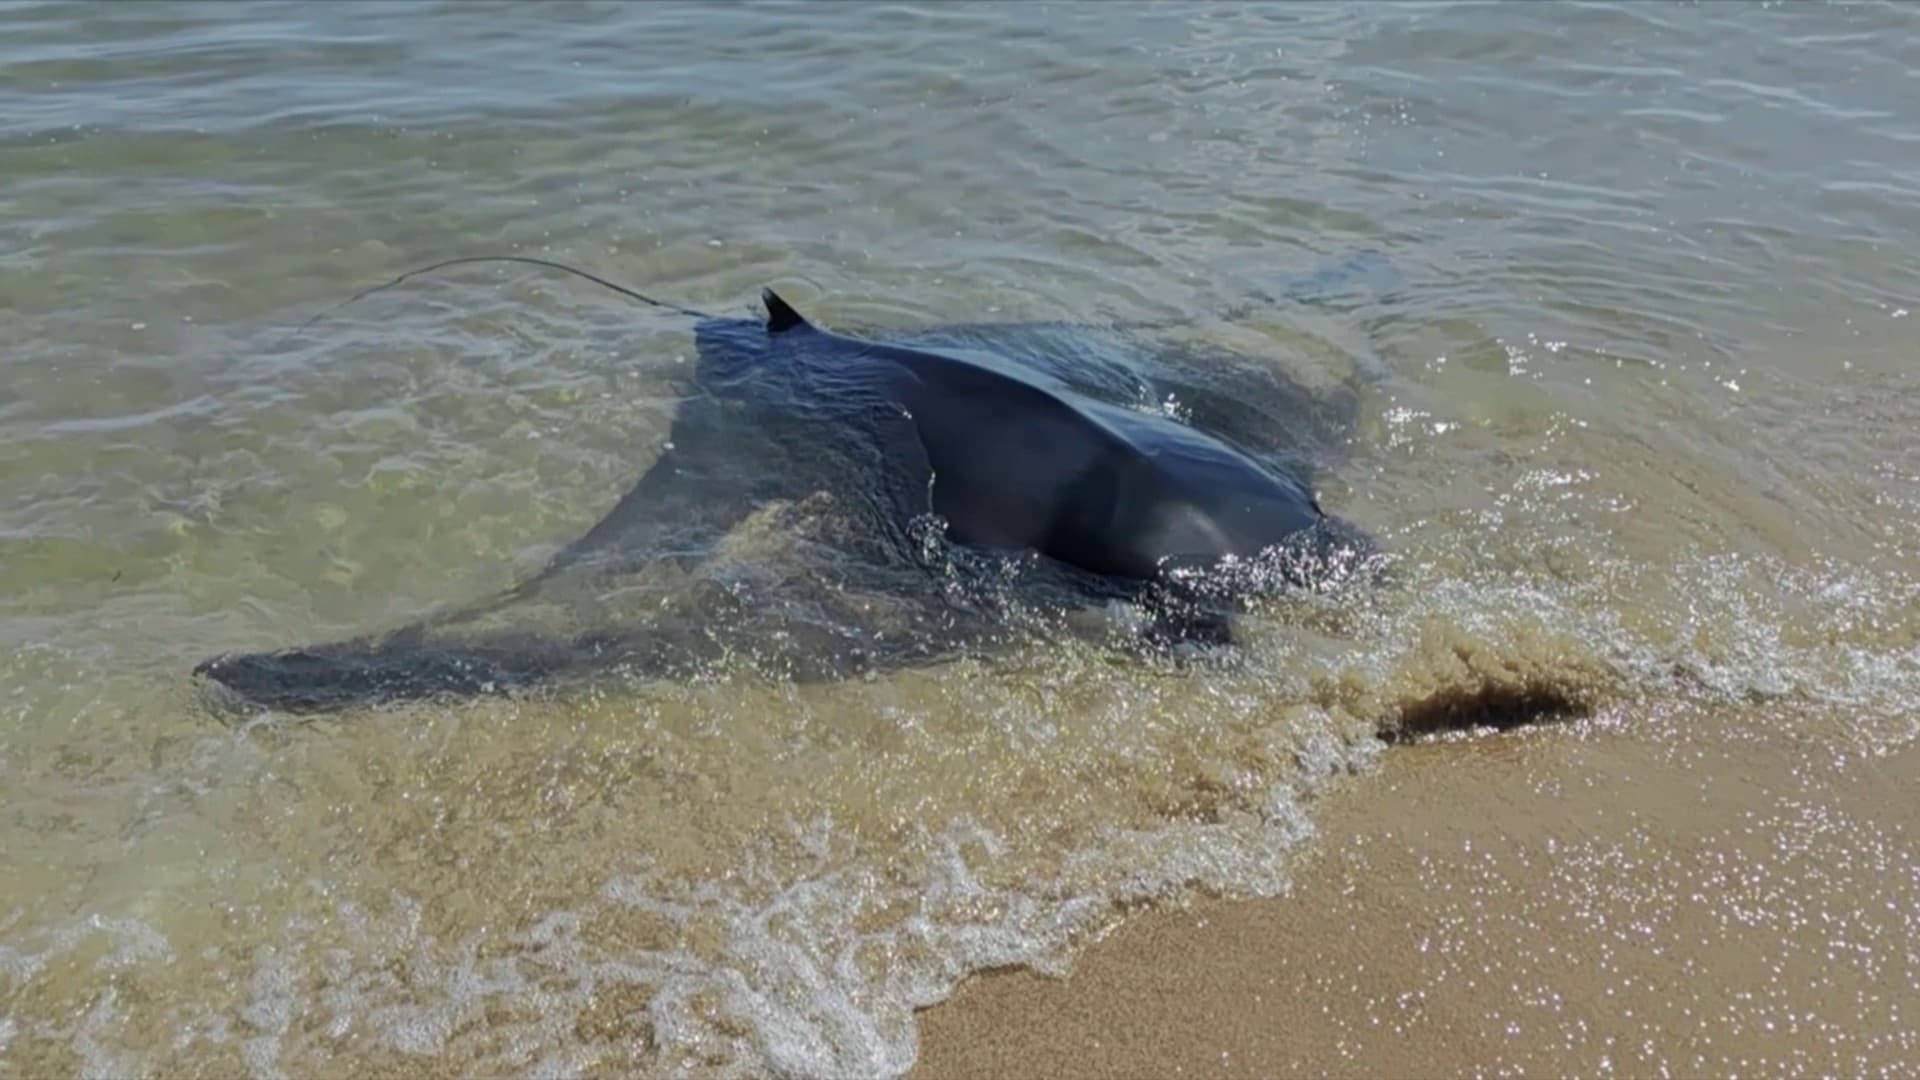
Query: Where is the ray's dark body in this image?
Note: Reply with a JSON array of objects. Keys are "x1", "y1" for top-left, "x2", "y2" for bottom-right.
[{"x1": 198, "y1": 272, "x2": 1383, "y2": 713}]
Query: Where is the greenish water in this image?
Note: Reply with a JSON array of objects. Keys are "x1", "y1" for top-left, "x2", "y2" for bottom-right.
[{"x1": 2, "y1": 1, "x2": 1917, "y2": 1076}]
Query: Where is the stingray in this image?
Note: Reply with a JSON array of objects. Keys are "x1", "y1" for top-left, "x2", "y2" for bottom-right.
[{"x1": 195, "y1": 254, "x2": 1395, "y2": 713}]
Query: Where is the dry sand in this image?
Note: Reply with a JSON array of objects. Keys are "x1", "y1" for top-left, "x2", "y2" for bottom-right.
[{"x1": 914, "y1": 700, "x2": 1920, "y2": 1077}]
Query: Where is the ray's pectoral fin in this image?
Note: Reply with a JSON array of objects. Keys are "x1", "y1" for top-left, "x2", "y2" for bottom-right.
[
  {"x1": 539, "y1": 395, "x2": 788, "y2": 579},
  {"x1": 194, "y1": 396, "x2": 787, "y2": 714},
  {"x1": 540, "y1": 304, "x2": 825, "y2": 579},
  {"x1": 192, "y1": 632, "x2": 574, "y2": 714},
  {"x1": 195, "y1": 319, "x2": 951, "y2": 714}
]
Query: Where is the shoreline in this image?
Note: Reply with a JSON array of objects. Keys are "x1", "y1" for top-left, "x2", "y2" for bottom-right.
[{"x1": 913, "y1": 705, "x2": 1920, "y2": 1077}]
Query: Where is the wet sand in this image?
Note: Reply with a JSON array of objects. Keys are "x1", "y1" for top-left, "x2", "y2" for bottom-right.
[{"x1": 915, "y1": 701, "x2": 1920, "y2": 1077}]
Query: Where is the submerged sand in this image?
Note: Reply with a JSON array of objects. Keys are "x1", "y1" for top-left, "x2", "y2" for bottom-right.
[{"x1": 915, "y1": 699, "x2": 1920, "y2": 1077}]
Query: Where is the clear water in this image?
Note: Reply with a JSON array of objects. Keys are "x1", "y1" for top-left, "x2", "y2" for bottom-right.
[{"x1": 2, "y1": 1, "x2": 1916, "y2": 1075}]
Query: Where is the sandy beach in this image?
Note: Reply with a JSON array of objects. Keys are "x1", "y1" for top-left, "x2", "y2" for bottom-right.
[{"x1": 916, "y1": 700, "x2": 1920, "y2": 1077}]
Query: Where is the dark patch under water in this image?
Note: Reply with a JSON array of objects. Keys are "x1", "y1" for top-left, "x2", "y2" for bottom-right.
[{"x1": 1382, "y1": 683, "x2": 1594, "y2": 742}]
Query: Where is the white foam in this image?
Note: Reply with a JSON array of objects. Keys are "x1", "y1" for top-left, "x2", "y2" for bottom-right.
[
  {"x1": 0, "y1": 913, "x2": 183, "y2": 1077},
  {"x1": 0, "y1": 913, "x2": 171, "y2": 986},
  {"x1": 72, "y1": 985, "x2": 137, "y2": 1080},
  {"x1": 239, "y1": 947, "x2": 299, "y2": 1080},
  {"x1": 15, "y1": 552, "x2": 1912, "y2": 1079},
  {"x1": 588, "y1": 783, "x2": 1345, "y2": 1079}
]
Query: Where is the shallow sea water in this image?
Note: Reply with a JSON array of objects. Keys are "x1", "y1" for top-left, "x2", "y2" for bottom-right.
[{"x1": 2, "y1": 2, "x2": 1917, "y2": 1076}]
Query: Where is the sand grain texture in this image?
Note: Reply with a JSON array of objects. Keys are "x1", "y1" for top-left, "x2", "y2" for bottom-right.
[{"x1": 917, "y1": 703, "x2": 1920, "y2": 1077}]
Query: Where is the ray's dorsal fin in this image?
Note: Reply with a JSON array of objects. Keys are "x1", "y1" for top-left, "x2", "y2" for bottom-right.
[{"x1": 763, "y1": 288, "x2": 813, "y2": 334}]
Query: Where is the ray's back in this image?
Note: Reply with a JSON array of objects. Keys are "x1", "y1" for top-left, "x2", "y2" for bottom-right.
[{"x1": 690, "y1": 308, "x2": 1340, "y2": 581}]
